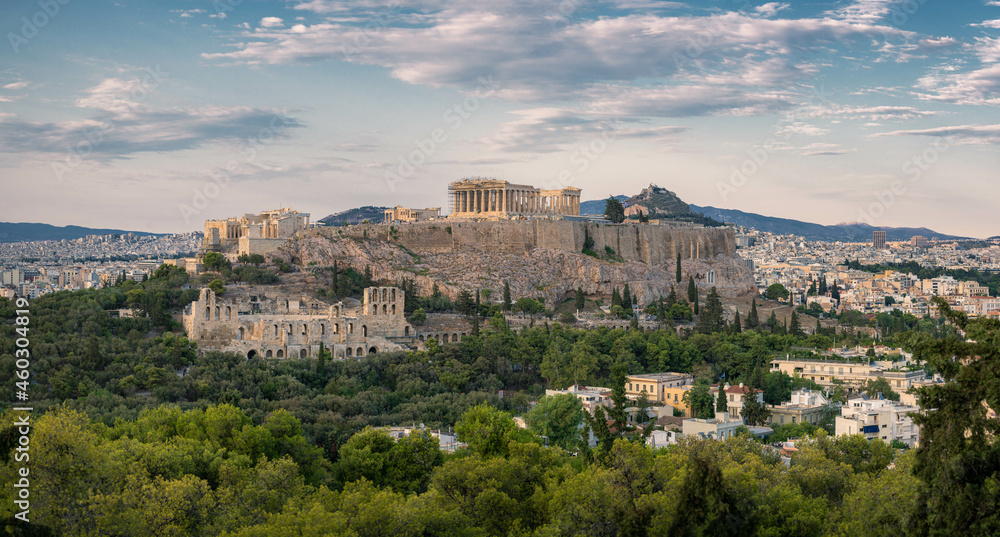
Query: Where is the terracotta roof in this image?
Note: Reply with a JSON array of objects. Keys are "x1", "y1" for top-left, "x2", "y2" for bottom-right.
[{"x1": 725, "y1": 386, "x2": 761, "y2": 394}]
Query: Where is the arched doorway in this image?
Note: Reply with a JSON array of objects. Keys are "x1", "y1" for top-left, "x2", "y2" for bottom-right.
[
  {"x1": 276, "y1": 349, "x2": 284, "y2": 358},
  {"x1": 247, "y1": 350, "x2": 257, "y2": 359},
  {"x1": 357, "y1": 347, "x2": 364, "y2": 356},
  {"x1": 300, "y1": 348, "x2": 307, "y2": 358},
  {"x1": 368, "y1": 347, "x2": 378, "y2": 355},
  {"x1": 266, "y1": 350, "x2": 273, "y2": 358}
]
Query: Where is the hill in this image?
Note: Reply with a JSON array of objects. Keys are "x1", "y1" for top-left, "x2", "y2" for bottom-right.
[
  {"x1": 318, "y1": 206, "x2": 388, "y2": 226},
  {"x1": 626, "y1": 184, "x2": 693, "y2": 216},
  {"x1": 0, "y1": 222, "x2": 166, "y2": 243},
  {"x1": 688, "y1": 205, "x2": 971, "y2": 242}
]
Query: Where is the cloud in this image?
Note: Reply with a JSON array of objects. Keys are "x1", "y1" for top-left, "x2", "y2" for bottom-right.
[
  {"x1": 755, "y1": 3, "x2": 790, "y2": 17},
  {"x1": 3, "y1": 81, "x2": 30, "y2": 90},
  {"x1": 202, "y1": 8, "x2": 910, "y2": 107},
  {"x1": 260, "y1": 17, "x2": 285, "y2": 28},
  {"x1": 971, "y1": 19, "x2": 1000, "y2": 28},
  {"x1": 480, "y1": 108, "x2": 688, "y2": 153},
  {"x1": 805, "y1": 104, "x2": 937, "y2": 121},
  {"x1": 777, "y1": 122, "x2": 829, "y2": 136},
  {"x1": 917, "y1": 63, "x2": 1000, "y2": 105},
  {"x1": 0, "y1": 78, "x2": 303, "y2": 160},
  {"x1": 797, "y1": 142, "x2": 856, "y2": 156},
  {"x1": 872, "y1": 123, "x2": 1000, "y2": 144}
]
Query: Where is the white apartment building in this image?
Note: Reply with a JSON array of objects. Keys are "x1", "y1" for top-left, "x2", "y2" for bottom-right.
[{"x1": 835, "y1": 396, "x2": 920, "y2": 447}]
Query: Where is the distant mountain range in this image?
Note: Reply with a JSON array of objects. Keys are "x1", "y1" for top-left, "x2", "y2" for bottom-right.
[
  {"x1": 0, "y1": 223, "x2": 166, "y2": 243},
  {"x1": 688, "y1": 205, "x2": 971, "y2": 242},
  {"x1": 318, "y1": 206, "x2": 388, "y2": 226},
  {"x1": 579, "y1": 192, "x2": 968, "y2": 241}
]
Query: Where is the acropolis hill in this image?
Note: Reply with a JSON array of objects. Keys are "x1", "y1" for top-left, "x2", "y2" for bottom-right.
[{"x1": 283, "y1": 219, "x2": 754, "y2": 307}]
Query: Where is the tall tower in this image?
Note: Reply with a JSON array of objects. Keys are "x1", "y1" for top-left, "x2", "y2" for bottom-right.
[{"x1": 873, "y1": 230, "x2": 886, "y2": 249}]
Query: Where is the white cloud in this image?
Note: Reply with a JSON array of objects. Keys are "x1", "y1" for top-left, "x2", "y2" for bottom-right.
[
  {"x1": 972, "y1": 19, "x2": 1000, "y2": 28},
  {"x1": 260, "y1": 17, "x2": 284, "y2": 28},
  {"x1": 873, "y1": 123, "x2": 1000, "y2": 144},
  {"x1": 3, "y1": 81, "x2": 30, "y2": 90},
  {"x1": 755, "y1": 3, "x2": 790, "y2": 17}
]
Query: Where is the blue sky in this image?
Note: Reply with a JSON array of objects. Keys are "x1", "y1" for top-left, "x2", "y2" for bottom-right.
[{"x1": 2, "y1": 0, "x2": 999, "y2": 237}]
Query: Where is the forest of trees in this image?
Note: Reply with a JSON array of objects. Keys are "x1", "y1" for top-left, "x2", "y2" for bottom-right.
[{"x1": 0, "y1": 261, "x2": 997, "y2": 535}]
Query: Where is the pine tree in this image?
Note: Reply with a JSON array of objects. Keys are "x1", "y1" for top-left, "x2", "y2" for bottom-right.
[
  {"x1": 767, "y1": 311, "x2": 778, "y2": 332},
  {"x1": 666, "y1": 286, "x2": 677, "y2": 308},
  {"x1": 622, "y1": 283, "x2": 633, "y2": 311},
  {"x1": 575, "y1": 286, "x2": 585, "y2": 311},
  {"x1": 747, "y1": 299, "x2": 759, "y2": 328},
  {"x1": 687, "y1": 276, "x2": 697, "y2": 303},
  {"x1": 733, "y1": 310, "x2": 742, "y2": 333},
  {"x1": 503, "y1": 281, "x2": 512, "y2": 312},
  {"x1": 676, "y1": 253, "x2": 682, "y2": 283},
  {"x1": 611, "y1": 287, "x2": 622, "y2": 308}
]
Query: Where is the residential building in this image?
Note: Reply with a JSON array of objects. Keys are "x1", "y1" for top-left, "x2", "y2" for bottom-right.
[
  {"x1": 770, "y1": 357, "x2": 926, "y2": 394},
  {"x1": 769, "y1": 389, "x2": 833, "y2": 426},
  {"x1": 682, "y1": 412, "x2": 744, "y2": 440},
  {"x1": 710, "y1": 383, "x2": 764, "y2": 419},
  {"x1": 835, "y1": 395, "x2": 920, "y2": 447},
  {"x1": 873, "y1": 230, "x2": 886, "y2": 249},
  {"x1": 545, "y1": 385, "x2": 613, "y2": 413},
  {"x1": 626, "y1": 372, "x2": 695, "y2": 403}
]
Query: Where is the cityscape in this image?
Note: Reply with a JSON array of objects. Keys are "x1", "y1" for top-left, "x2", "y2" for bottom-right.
[{"x1": 3, "y1": 0, "x2": 1000, "y2": 535}]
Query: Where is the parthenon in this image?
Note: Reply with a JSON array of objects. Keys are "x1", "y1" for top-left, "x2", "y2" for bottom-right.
[{"x1": 448, "y1": 178, "x2": 581, "y2": 218}]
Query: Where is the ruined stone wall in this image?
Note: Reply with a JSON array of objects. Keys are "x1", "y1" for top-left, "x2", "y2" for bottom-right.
[{"x1": 339, "y1": 221, "x2": 734, "y2": 262}]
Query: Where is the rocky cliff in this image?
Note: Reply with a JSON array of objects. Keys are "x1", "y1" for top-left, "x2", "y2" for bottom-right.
[{"x1": 282, "y1": 221, "x2": 754, "y2": 306}]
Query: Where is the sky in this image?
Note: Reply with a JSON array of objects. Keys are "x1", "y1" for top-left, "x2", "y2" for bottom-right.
[{"x1": 1, "y1": 0, "x2": 999, "y2": 238}]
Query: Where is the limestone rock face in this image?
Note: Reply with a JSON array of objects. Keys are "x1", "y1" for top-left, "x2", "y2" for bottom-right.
[{"x1": 281, "y1": 223, "x2": 755, "y2": 306}]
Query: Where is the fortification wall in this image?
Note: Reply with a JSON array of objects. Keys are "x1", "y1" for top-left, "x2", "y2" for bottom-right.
[{"x1": 337, "y1": 221, "x2": 734, "y2": 262}]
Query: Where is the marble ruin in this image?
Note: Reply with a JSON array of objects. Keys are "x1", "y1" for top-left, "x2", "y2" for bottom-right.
[
  {"x1": 202, "y1": 208, "x2": 310, "y2": 257},
  {"x1": 384, "y1": 206, "x2": 441, "y2": 224},
  {"x1": 448, "y1": 178, "x2": 581, "y2": 218},
  {"x1": 183, "y1": 286, "x2": 415, "y2": 359}
]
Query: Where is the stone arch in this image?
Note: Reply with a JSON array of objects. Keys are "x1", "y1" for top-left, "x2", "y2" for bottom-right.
[
  {"x1": 274, "y1": 325, "x2": 278, "y2": 337},
  {"x1": 300, "y1": 348, "x2": 307, "y2": 358},
  {"x1": 362, "y1": 325, "x2": 368, "y2": 337},
  {"x1": 247, "y1": 349, "x2": 257, "y2": 359},
  {"x1": 383, "y1": 304, "x2": 387, "y2": 315},
  {"x1": 321, "y1": 324, "x2": 326, "y2": 335},
  {"x1": 391, "y1": 289, "x2": 396, "y2": 301},
  {"x1": 276, "y1": 349, "x2": 284, "y2": 359},
  {"x1": 215, "y1": 306, "x2": 220, "y2": 321},
  {"x1": 334, "y1": 323, "x2": 340, "y2": 334},
  {"x1": 419, "y1": 335, "x2": 425, "y2": 342},
  {"x1": 226, "y1": 306, "x2": 232, "y2": 321},
  {"x1": 205, "y1": 306, "x2": 211, "y2": 319},
  {"x1": 346, "y1": 347, "x2": 353, "y2": 357},
  {"x1": 451, "y1": 333, "x2": 458, "y2": 342},
  {"x1": 392, "y1": 304, "x2": 396, "y2": 315},
  {"x1": 368, "y1": 346, "x2": 378, "y2": 355},
  {"x1": 357, "y1": 346, "x2": 364, "y2": 356},
  {"x1": 266, "y1": 349, "x2": 273, "y2": 358},
  {"x1": 238, "y1": 327, "x2": 245, "y2": 340}
]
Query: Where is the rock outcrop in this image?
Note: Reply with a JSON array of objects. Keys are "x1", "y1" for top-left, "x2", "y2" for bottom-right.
[{"x1": 280, "y1": 221, "x2": 755, "y2": 306}]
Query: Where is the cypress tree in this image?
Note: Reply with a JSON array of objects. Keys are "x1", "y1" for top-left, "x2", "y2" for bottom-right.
[
  {"x1": 733, "y1": 310, "x2": 742, "y2": 333},
  {"x1": 747, "y1": 299, "x2": 759, "y2": 328},
  {"x1": 503, "y1": 281, "x2": 512, "y2": 312},
  {"x1": 575, "y1": 286, "x2": 585, "y2": 311},
  {"x1": 612, "y1": 287, "x2": 622, "y2": 308},
  {"x1": 623, "y1": 283, "x2": 633, "y2": 311},
  {"x1": 676, "y1": 253, "x2": 682, "y2": 283},
  {"x1": 666, "y1": 286, "x2": 677, "y2": 308},
  {"x1": 789, "y1": 310, "x2": 802, "y2": 336}
]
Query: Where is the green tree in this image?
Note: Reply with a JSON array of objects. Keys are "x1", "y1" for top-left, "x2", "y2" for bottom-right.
[
  {"x1": 789, "y1": 310, "x2": 803, "y2": 336},
  {"x1": 740, "y1": 391, "x2": 771, "y2": 426},
  {"x1": 503, "y1": 280, "x2": 512, "y2": 312},
  {"x1": 683, "y1": 380, "x2": 715, "y2": 419},
  {"x1": 202, "y1": 252, "x2": 229, "y2": 272},
  {"x1": 862, "y1": 377, "x2": 900, "y2": 401},
  {"x1": 455, "y1": 403, "x2": 518, "y2": 458},
  {"x1": 524, "y1": 393, "x2": 584, "y2": 450},
  {"x1": 676, "y1": 252, "x2": 682, "y2": 283},
  {"x1": 622, "y1": 283, "x2": 633, "y2": 311},
  {"x1": 410, "y1": 307, "x2": 427, "y2": 323},
  {"x1": 575, "y1": 286, "x2": 585, "y2": 311},
  {"x1": 604, "y1": 196, "x2": 625, "y2": 223},
  {"x1": 696, "y1": 286, "x2": 724, "y2": 334},
  {"x1": 732, "y1": 310, "x2": 742, "y2": 334},
  {"x1": 747, "y1": 298, "x2": 759, "y2": 329},
  {"x1": 764, "y1": 283, "x2": 790, "y2": 301},
  {"x1": 208, "y1": 279, "x2": 226, "y2": 296}
]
